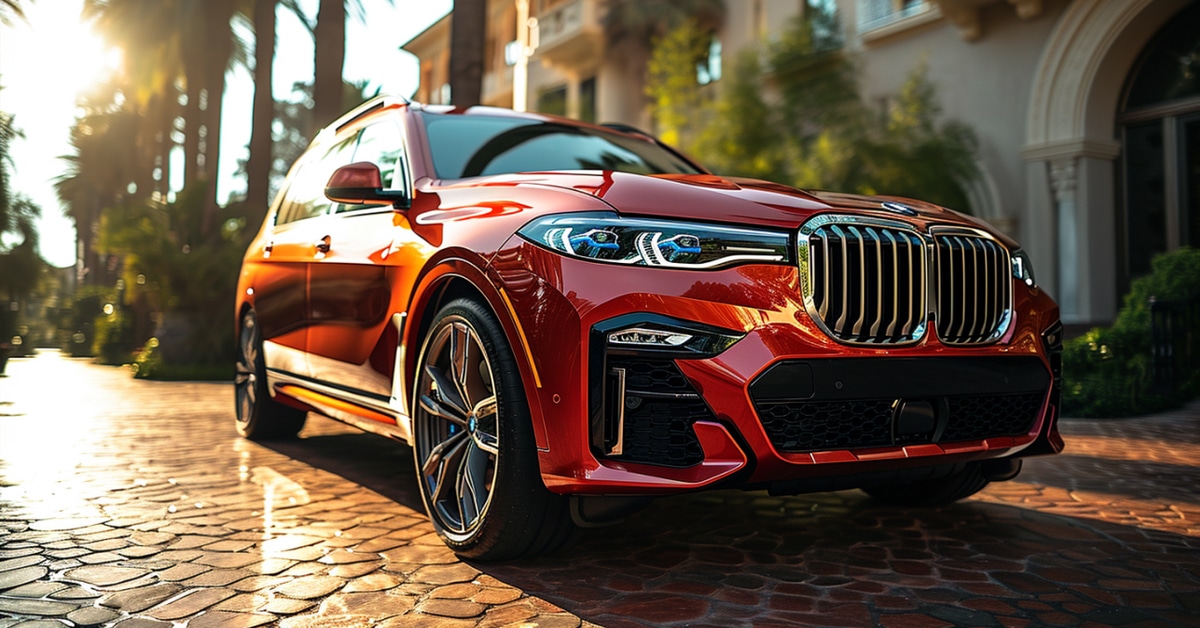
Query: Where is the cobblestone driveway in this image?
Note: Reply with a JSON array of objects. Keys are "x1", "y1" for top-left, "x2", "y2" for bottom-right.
[{"x1": 1, "y1": 351, "x2": 1198, "y2": 627}]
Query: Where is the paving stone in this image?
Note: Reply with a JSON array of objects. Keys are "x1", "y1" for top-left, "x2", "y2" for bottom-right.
[
  {"x1": 416, "y1": 598, "x2": 485, "y2": 619},
  {"x1": 65, "y1": 605, "x2": 122, "y2": 626},
  {"x1": 156, "y1": 563, "x2": 212, "y2": 582},
  {"x1": 192, "y1": 552, "x2": 261, "y2": 569},
  {"x1": 229, "y1": 576, "x2": 290, "y2": 593},
  {"x1": 273, "y1": 575, "x2": 346, "y2": 600},
  {"x1": 319, "y1": 591, "x2": 416, "y2": 616},
  {"x1": 318, "y1": 549, "x2": 379, "y2": 565},
  {"x1": 0, "y1": 547, "x2": 41, "y2": 559},
  {"x1": 101, "y1": 583, "x2": 185, "y2": 613},
  {"x1": 187, "y1": 610, "x2": 276, "y2": 628},
  {"x1": 77, "y1": 551, "x2": 125, "y2": 565},
  {"x1": 145, "y1": 588, "x2": 237, "y2": 620},
  {"x1": 259, "y1": 597, "x2": 316, "y2": 615},
  {"x1": 0, "y1": 565, "x2": 48, "y2": 591},
  {"x1": 111, "y1": 617, "x2": 173, "y2": 627},
  {"x1": 26, "y1": 518, "x2": 109, "y2": 532},
  {"x1": 49, "y1": 586, "x2": 102, "y2": 600},
  {"x1": 3, "y1": 621, "x2": 68, "y2": 628},
  {"x1": 200, "y1": 539, "x2": 255, "y2": 553},
  {"x1": 0, "y1": 597, "x2": 80, "y2": 616},
  {"x1": 0, "y1": 555, "x2": 44, "y2": 572},
  {"x1": 327, "y1": 561, "x2": 380, "y2": 579},
  {"x1": 180, "y1": 568, "x2": 256, "y2": 587},
  {"x1": 117, "y1": 545, "x2": 163, "y2": 559},
  {"x1": 65, "y1": 565, "x2": 155, "y2": 590},
  {"x1": 3, "y1": 580, "x2": 68, "y2": 598},
  {"x1": 410, "y1": 563, "x2": 480, "y2": 586},
  {"x1": 130, "y1": 532, "x2": 176, "y2": 547},
  {"x1": 341, "y1": 573, "x2": 402, "y2": 593},
  {"x1": 83, "y1": 538, "x2": 130, "y2": 552}
]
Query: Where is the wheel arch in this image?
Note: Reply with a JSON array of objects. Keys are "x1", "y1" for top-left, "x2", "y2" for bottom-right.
[{"x1": 404, "y1": 257, "x2": 551, "y2": 452}]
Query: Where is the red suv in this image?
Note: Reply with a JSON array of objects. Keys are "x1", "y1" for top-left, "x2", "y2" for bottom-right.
[{"x1": 235, "y1": 97, "x2": 1063, "y2": 560}]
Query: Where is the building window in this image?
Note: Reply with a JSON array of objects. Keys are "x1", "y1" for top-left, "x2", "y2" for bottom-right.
[
  {"x1": 858, "y1": 0, "x2": 929, "y2": 32},
  {"x1": 579, "y1": 78, "x2": 596, "y2": 123},
  {"x1": 697, "y1": 38, "x2": 722, "y2": 85},
  {"x1": 1119, "y1": 2, "x2": 1200, "y2": 285},
  {"x1": 538, "y1": 85, "x2": 567, "y2": 117}
]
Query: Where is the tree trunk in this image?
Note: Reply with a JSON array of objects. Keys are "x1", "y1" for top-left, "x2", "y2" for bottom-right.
[
  {"x1": 449, "y1": 0, "x2": 486, "y2": 107},
  {"x1": 200, "y1": 0, "x2": 234, "y2": 238},
  {"x1": 246, "y1": 0, "x2": 276, "y2": 223},
  {"x1": 312, "y1": 0, "x2": 346, "y2": 137}
]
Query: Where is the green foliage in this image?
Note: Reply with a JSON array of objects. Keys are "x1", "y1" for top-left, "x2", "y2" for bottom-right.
[
  {"x1": 646, "y1": 13, "x2": 979, "y2": 211},
  {"x1": 93, "y1": 307, "x2": 134, "y2": 365},
  {"x1": 1063, "y1": 247, "x2": 1200, "y2": 417},
  {"x1": 646, "y1": 19, "x2": 713, "y2": 151},
  {"x1": 132, "y1": 336, "x2": 228, "y2": 380},
  {"x1": 97, "y1": 184, "x2": 247, "y2": 372}
]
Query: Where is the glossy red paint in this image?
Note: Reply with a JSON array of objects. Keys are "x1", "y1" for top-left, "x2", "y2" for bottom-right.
[{"x1": 236, "y1": 98, "x2": 1063, "y2": 550}]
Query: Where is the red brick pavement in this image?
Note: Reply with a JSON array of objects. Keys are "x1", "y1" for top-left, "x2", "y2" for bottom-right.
[{"x1": 1, "y1": 351, "x2": 1199, "y2": 626}]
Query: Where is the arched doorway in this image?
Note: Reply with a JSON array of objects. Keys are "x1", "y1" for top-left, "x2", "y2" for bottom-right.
[
  {"x1": 1119, "y1": 0, "x2": 1200, "y2": 286},
  {"x1": 1021, "y1": 0, "x2": 1192, "y2": 325}
]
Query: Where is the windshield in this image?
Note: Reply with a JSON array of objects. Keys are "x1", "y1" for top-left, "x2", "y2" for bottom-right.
[{"x1": 419, "y1": 113, "x2": 703, "y2": 179}]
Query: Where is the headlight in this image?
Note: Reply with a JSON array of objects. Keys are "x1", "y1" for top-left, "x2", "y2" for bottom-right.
[
  {"x1": 518, "y1": 212, "x2": 792, "y2": 269},
  {"x1": 1011, "y1": 249, "x2": 1036, "y2": 287}
]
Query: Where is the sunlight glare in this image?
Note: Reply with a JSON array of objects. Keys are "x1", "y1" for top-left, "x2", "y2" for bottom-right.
[{"x1": 32, "y1": 15, "x2": 122, "y2": 105}]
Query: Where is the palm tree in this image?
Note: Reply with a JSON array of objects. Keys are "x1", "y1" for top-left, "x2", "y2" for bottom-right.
[
  {"x1": 245, "y1": 0, "x2": 276, "y2": 215},
  {"x1": 0, "y1": 110, "x2": 19, "y2": 229},
  {"x1": 309, "y1": 0, "x2": 387, "y2": 134},
  {"x1": 0, "y1": 0, "x2": 26, "y2": 24},
  {"x1": 312, "y1": 0, "x2": 348, "y2": 134},
  {"x1": 449, "y1": 0, "x2": 486, "y2": 107}
]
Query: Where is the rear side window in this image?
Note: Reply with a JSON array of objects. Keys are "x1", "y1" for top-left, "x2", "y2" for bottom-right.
[
  {"x1": 276, "y1": 133, "x2": 359, "y2": 224},
  {"x1": 420, "y1": 114, "x2": 701, "y2": 179}
]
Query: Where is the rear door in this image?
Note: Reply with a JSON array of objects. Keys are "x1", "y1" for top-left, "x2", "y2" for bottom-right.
[{"x1": 256, "y1": 133, "x2": 359, "y2": 376}]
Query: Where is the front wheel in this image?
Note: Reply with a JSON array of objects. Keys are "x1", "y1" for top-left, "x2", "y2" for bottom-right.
[{"x1": 412, "y1": 298, "x2": 575, "y2": 560}]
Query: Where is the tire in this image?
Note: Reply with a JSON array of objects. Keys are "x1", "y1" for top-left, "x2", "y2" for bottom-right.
[
  {"x1": 234, "y1": 311, "x2": 306, "y2": 440},
  {"x1": 412, "y1": 298, "x2": 575, "y2": 560},
  {"x1": 861, "y1": 463, "x2": 989, "y2": 507}
]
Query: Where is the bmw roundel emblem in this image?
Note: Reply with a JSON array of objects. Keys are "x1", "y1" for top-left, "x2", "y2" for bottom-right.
[{"x1": 881, "y1": 201, "x2": 918, "y2": 216}]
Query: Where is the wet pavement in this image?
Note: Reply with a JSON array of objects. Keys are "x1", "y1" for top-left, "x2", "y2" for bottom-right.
[{"x1": 0, "y1": 350, "x2": 1198, "y2": 627}]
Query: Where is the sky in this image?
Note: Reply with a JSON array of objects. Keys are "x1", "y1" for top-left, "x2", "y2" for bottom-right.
[{"x1": 0, "y1": 0, "x2": 451, "y2": 268}]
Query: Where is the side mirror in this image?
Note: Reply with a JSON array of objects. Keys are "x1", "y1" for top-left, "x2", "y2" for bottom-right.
[{"x1": 325, "y1": 162, "x2": 410, "y2": 209}]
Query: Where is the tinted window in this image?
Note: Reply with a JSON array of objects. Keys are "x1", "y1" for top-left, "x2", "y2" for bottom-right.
[
  {"x1": 420, "y1": 114, "x2": 701, "y2": 179},
  {"x1": 277, "y1": 133, "x2": 359, "y2": 224}
]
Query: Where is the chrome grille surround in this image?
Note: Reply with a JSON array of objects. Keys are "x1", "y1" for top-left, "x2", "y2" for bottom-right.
[{"x1": 799, "y1": 216, "x2": 1014, "y2": 346}]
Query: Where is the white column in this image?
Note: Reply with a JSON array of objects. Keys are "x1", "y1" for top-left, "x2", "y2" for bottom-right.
[{"x1": 1049, "y1": 158, "x2": 1079, "y2": 322}]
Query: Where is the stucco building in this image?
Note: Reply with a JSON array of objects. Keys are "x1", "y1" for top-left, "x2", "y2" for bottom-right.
[{"x1": 401, "y1": 0, "x2": 1200, "y2": 328}]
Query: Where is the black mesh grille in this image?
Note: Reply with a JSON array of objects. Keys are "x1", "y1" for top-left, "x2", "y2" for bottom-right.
[
  {"x1": 606, "y1": 357, "x2": 708, "y2": 467},
  {"x1": 620, "y1": 399, "x2": 708, "y2": 466},
  {"x1": 942, "y1": 393, "x2": 1043, "y2": 442},
  {"x1": 612, "y1": 357, "x2": 692, "y2": 392},
  {"x1": 753, "y1": 394, "x2": 1045, "y2": 454},
  {"x1": 754, "y1": 399, "x2": 895, "y2": 453}
]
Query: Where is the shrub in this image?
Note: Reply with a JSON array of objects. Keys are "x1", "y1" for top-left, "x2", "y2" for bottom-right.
[{"x1": 1062, "y1": 247, "x2": 1200, "y2": 417}]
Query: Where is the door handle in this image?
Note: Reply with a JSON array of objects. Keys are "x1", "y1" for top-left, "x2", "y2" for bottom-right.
[{"x1": 314, "y1": 236, "x2": 331, "y2": 254}]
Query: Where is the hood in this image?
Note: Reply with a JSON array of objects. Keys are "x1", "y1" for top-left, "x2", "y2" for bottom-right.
[{"x1": 453, "y1": 171, "x2": 998, "y2": 237}]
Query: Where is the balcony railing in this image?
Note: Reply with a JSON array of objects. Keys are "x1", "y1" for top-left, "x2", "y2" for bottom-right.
[
  {"x1": 858, "y1": 0, "x2": 932, "y2": 32},
  {"x1": 534, "y1": 0, "x2": 604, "y2": 69}
]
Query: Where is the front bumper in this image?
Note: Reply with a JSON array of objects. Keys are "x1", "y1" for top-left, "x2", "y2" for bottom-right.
[{"x1": 490, "y1": 241, "x2": 1063, "y2": 496}]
